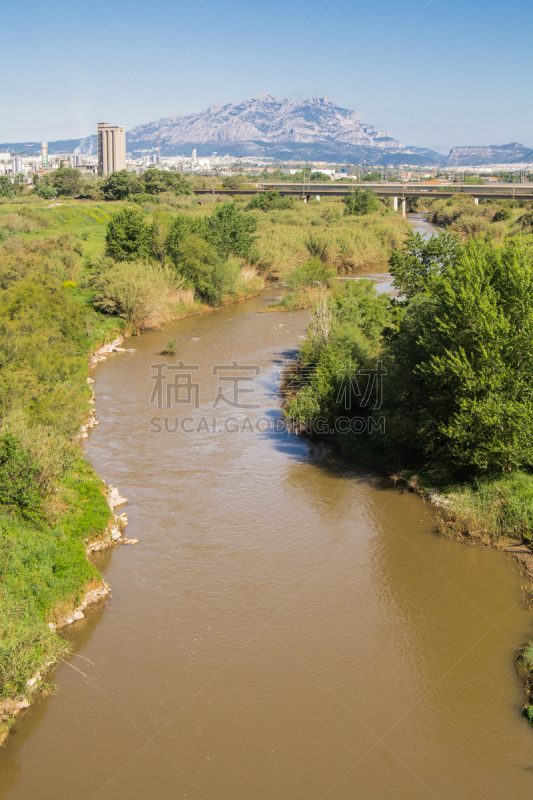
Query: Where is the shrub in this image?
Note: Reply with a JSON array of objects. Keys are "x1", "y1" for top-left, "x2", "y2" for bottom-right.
[
  {"x1": 92, "y1": 259, "x2": 190, "y2": 333},
  {"x1": 246, "y1": 191, "x2": 293, "y2": 212},
  {"x1": 105, "y1": 207, "x2": 151, "y2": 261},
  {"x1": 204, "y1": 201, "x2": 257, "y2": 258},
  {"x1": 0, "y1": 433, "x2": 43, "y2": 519},
  {"x1": 343, "y1": 188, "x2": 380, "y2": 216},
  {"x1": 287, "y1": 258, "x2": 335, "y2": 291},
  {"x1": 492, "y1": 207, "x2": 512, "y2": 222},
  {"x1": 172, "y1": 235, "x2": 240, "y2": 305}
]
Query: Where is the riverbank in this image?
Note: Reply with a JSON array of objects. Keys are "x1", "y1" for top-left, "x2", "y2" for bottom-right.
[
  {"x1": 0, "y1": 268, "x2": 265, "y2": 747},
  {"x1": 280, "y1": 227, "x2": 533, "y2": 726},
  {"x1": 5, "y1": 286, "x2": 533, "y2": 799}
]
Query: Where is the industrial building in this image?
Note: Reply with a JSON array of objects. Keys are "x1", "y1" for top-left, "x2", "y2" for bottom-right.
[{"x1": 97, "y1": 122, "x2": 126, "y2": 175}]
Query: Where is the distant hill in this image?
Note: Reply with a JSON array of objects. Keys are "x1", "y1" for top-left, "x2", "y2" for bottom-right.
[
  {"x1": 127, "y1": 94, "x2": 445, "y2": 165},
  {"x1": 4, "y1": 95, "x2": 444, "y2": 166},
  {"x1": 444, "y1": 142, "x2": 533, "y2": 166},
  {"x1": 8, "y1": 98, "x2": 533, "y2": 167}
]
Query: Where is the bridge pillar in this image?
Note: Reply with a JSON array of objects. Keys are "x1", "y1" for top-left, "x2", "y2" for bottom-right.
[
  {"x1": 474, "y1": 197, "x2": 479, "y2": 205},
  {"x1": 401, "y1": 198, "x2": 407, "y2": 218},
  {"x1": 316, "y1": 195, "x2": 320, "y2": 202},
  {"x1": 393, "y1": 196, "x2": 398, "y2": 212},
  {"x1": 302, "y1": 195, "x2": 307, "y2": 204}
]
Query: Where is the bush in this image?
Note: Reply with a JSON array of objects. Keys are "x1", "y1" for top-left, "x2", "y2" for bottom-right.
[
  {"x1": 35, "y1": 184, "x2": 57, "y2": 200},
  {"x1": 105, "y1": 207, "x2": 151, "y2": 261},
  {"x1": 492, "y1": 207, "x2": 512, "y2": 222},
  {"x1": 386, "y1": 237, "x2": 533, "y2": 473},
  {"x1": 92, "y1": 259, "x2": 190, "y2": 333},
  {"x1": 204, "y1": 201, "x2": 257, "y2": 258},
  {"x1": 286, "y1": 258, "x2": 335, "y2": 291},
  {"x1": 0, "y1": 433, "x2": 43, "y2": 519},
  {"x1": 343, "y1": 188, "x2": 380, "y2": 216},
  {"x1": 246, "y1": 191, "x2": 293, "y2": 212},
  {"x1": 172, "y1": 235, "x2": 240, "y2": 305}
]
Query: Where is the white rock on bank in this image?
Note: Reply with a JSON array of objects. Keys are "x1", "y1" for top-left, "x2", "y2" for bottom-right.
[{"x1": 108, "y1": 486, "x2": 127, "y2": 508}]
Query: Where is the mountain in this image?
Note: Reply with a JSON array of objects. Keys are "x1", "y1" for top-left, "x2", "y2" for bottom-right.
[
  {"x1": 13, "y1": 97, "x2": 533, "y2": 167},
  {"x1": 126, "y1": 94, "x2": 444, "y2": 165},
  {"x1": 444, "y1": 142, "x2": 533, "y2": 167},
  {"x1": 129, "y1": 94, "x2": 402, "y2": 149}
]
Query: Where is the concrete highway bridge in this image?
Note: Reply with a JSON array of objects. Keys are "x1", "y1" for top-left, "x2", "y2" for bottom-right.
[{"x1": 195, "y1": 182, "x2": 533, "y2": 216}]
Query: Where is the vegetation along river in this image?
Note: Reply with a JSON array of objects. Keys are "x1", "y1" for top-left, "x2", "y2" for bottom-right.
[{"x1": 2, "y1": 263, "x2": 533, "y2": 797}]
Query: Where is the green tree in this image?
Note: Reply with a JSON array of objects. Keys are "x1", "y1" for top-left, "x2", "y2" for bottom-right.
[
  {"x1": 246, "y1": 190, "x2": 293, "y2": 212},
  {"x1": 141, "y1": 169, "x2": 192, "y2": 196},
  {"x1": 386, "y1": 238, "x2": 533, "y2": 473},
  {"x1": 149, "y1": 208, "x2": 172, "y2": 265},
  {"x1": 101, "y1": 169, "x2": 142, "y2": 200},
  {"x1": 363, "y1": 171, "x2": 382, "y2": 182},
  {"x1": 221, "y1": 175, "x2": 246, "y2": 190},
  {"x1": 343, "y1": 188, "x2": 380, "y2": 216},
  {"x1": 51, "y1": 167, "x2": 82, "y2": 197},
  {"x1": 388, "y1": 229, "x2": 458, "y2": 300},
  {"x1": 0, "y1": 176, "x2": 13, "y2": 199},
  {"x1": 172, "y1": 234, "x2": 239, "y2": 305},
  {"x1": 204, "y1": 201, "x2": 257, "y2": 258},
  {"x1": 310, "y1": 171, "x2": 332, "y2": 182},
  {"x1": 105, "y1": 207, "x2": 151, "y2": 261},
  {"x1": 166, "y1": 214, "x2": 201, "y2": 265}
]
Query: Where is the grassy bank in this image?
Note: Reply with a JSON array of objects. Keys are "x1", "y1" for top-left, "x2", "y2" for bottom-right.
[
  {"x1": 409, "y1": 193, "x2": 533, "y2": 242},
  {"x1": 0, "y1": 194, "x2": 267, "y2": 743}
]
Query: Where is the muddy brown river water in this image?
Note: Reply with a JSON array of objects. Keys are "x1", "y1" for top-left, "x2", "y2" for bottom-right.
[{"x1": 1, "y1": 283, "x2": 533, "y2": 799}]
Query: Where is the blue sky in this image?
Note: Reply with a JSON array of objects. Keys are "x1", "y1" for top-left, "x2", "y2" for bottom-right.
[{"x1": 1, "y1": 0, "x2": 531, "y2": 154}]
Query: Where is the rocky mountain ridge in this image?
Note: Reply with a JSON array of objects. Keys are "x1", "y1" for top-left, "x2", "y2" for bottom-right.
[
  {"x1": 6, "y1": 96, "x2": 533, "y2": 167},
  {"x1": 444, "y1": 142, "x2": 533, "y2": 166},
  {"x1": 128, "y1": 94, "x2": 404, "y2": 151}
]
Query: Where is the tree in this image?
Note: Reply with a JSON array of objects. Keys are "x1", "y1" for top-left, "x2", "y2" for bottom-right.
[
  {"x1": 204, "y1": 201, "x2": 257, "y2": 258},
  {"x1": 0, "y1": 176, "x2": 13, "y2": 199},
  {"x1": 149, "y1": 208, "x2": 172, "y2": 265},
  {"x1": 386, "y1": 238, "x2": 533, "y2": 473},
  {"x1": 35, "y1": 184, "x2": 57, "y2": 200},
  {"x1": 343, "y1": 188, "x2": 380, "y2": 216},
  {"x1": 246, "y1": 190, "x2": 293, "y2": 212},
  {"x1": 221, "y1": 175, "x2": 246, "y2": 190},
  {"x1": 141, "y1": 169, "x2": 192, "y2": 196},
  {"x1": 388, "y1": 229, "x2": 458, "y2": 300},
  {"x1": 310, "y1": 171, "x2": 332, "y2": 182},
  {"x1": 51, "y1": 167, "x2": 82, "y2": 197},
  {"x1": 101, "y1": 169, "x2": 141, "y2": 200},
  {"x1": 105, "y1": 207, "x2": 150, "y2": 261},
  {"x1": 172, "y1": 234, "x2": 239, "y2": 306},
  {"x1": 363, "y1": 171, "x2": 382, "y2": 182},
  {"x1": 166, "y1": 214, "x2": 201, "y2": 266}
]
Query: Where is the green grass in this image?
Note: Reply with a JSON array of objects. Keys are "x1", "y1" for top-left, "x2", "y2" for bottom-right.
[
  {"x1": 0, "y1": 458, "x2": 111, "y2": 703},
  {"x1": 441, "y1": 472, "x2": 533, "y2": 544}
]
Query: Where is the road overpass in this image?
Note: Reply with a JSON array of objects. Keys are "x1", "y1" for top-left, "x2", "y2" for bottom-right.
[{"x1": 195, "y1": 182, "x2": 533, "y2": 216}]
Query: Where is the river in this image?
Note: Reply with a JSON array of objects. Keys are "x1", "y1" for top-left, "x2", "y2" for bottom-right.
[{"x1": 1, "y1": 286, "x2": 533, "y2": 798}]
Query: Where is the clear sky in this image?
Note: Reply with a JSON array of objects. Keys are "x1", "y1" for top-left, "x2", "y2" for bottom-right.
[{"x1": 2, "y1": 0, "x2": 532, "y2": 154}]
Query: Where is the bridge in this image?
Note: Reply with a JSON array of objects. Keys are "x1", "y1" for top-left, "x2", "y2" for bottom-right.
[{"x1": 195, "y1": 182, "x2": 533, "y2": 217}]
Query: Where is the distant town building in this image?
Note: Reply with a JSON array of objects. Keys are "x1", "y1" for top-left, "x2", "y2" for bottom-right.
[
  {"x1": 97, "y1": 122, "x2": 126, "y2": 175},
  {"x1": 41, "y1": 142, "x2": 48, "y2": 168},
  {"x1": 11, "y1": 157, "x2": 22, "y2": 175}
]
